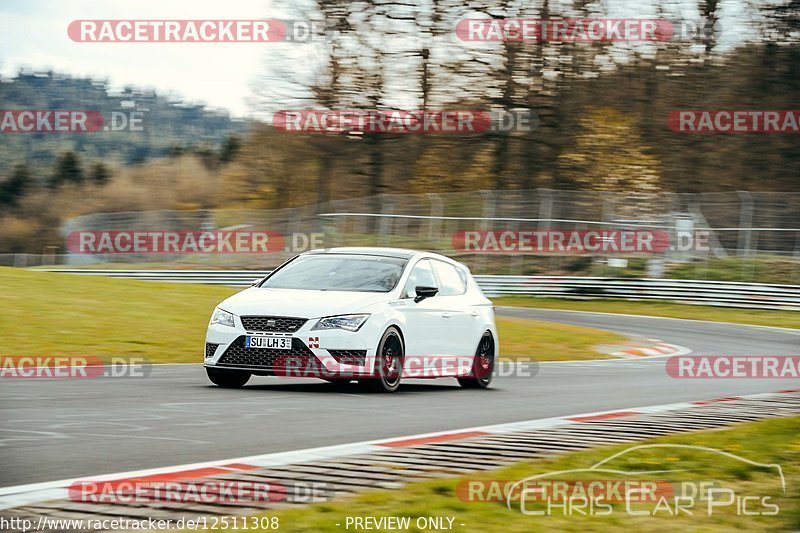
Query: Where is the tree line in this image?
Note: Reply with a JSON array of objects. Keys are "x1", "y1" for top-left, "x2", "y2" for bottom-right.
[{"x1": 228, "y1": 0, "x2": 799, "y2": 210}]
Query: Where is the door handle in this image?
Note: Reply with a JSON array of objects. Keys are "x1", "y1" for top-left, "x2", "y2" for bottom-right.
[
  {"x1": 441, "y1": 313, "x2": 451, "y2": 318},
  {"x1": 470, "y1": 311, "x2": 479, "y2": 317}
]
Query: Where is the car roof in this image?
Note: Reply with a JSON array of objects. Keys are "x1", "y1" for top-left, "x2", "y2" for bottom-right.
[
  {"x1": 302, "y1": 247, "x2": 458, "y2": 264},
  {"x1": 302, "y1": 247, "x2": 418, "y2": 259}
]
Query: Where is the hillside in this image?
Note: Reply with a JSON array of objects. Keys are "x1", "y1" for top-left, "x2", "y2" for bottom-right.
[{"x1": 0, "y1": 71, "x2": 249, "y2": 176}]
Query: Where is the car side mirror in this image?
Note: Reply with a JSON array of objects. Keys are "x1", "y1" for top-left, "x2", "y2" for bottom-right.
[{"x1": 414, "y1": 286, "x2": 439, "y2": 303}]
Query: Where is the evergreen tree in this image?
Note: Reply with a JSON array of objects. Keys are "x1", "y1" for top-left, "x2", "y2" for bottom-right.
[
  {"x1": 89, "y1": 161, "x2": 112, "y2": 184},
  {"x1": 0, "y1": 163, "x2": 31, "y2": 205},
  {"x1": 50, "y1": 152, "x2": 84, "y2": 188},
  {"x1": 219, "y1": 135, "x2": 242, "y2": 163}
]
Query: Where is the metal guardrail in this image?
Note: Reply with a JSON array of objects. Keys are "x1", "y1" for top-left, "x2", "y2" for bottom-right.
[
  {"x1": 476, "y1": 276, "x2": 800, "y2": 310},
  {"x1": 35, "y1": 269, "x2": 800, "y2": 310},
  {"x1": 34, "y1": 269, "x2": 273, "y2": 285}
]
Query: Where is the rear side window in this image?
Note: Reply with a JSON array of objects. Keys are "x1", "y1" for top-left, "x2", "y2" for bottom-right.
[{"x1": 432, "y1": 261, "x2": 466, "y2": 296}]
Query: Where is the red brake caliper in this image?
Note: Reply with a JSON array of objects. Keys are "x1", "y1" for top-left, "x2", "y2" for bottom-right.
[
  {"x1": 383, "y1": 348, "x2": 396, "y2": 379},
  {"x1": 477, "y1": 340, "x2": 492, "y2": 377}
]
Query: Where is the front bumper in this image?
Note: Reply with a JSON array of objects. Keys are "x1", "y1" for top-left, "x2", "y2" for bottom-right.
[{"x1": 204, "y1": 317, "x2": 375, "y2": 378}]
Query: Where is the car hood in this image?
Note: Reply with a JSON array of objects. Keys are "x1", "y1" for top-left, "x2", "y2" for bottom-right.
[{"x1": 219, "y1": 287, "x2": 391, "y2": 318}]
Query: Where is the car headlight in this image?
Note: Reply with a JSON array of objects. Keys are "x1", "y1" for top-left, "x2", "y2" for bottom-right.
[
  {"x1": 210, "y1": 307, "x2": 236, "y2": 328},
  {"x1": 311, "y1": 314, "x2": 370, "y2": 332}
]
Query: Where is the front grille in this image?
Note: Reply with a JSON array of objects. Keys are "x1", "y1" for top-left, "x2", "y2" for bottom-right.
[
  {"x1": 205, "y1": 343, "x2": 219, "y2": 358},
  {"x1": 241, "y1": 316, "x2": 307, "y2": 333},
  {"x1": 328, "y1": 350, "x2": 367, "y2": 366},
  {"x1": 217, "y1": 336, "x2": 322, "y2": 370}
]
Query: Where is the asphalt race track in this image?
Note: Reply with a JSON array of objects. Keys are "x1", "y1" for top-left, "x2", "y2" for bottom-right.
[{"x1": 1, "y1": 308, "x2": 797, "y2": 487}]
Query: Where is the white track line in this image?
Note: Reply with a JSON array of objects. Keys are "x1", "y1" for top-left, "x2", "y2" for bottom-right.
[
  {"x1": 497, "y1": 307, "x2": 800, "y2": 335},
  {"x1": 1, "y1": 389, "x2": 795, "y2": 511}
]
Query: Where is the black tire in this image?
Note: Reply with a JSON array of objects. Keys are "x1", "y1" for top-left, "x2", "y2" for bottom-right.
[
  {"x1": 359, "y1": 327, "x2": 404, "y2": 393},
  {"x1": 206, "y1": 367, "x2": 250, "y2": 388},
  {"x1": 458, "y1": 332, "x2": 495, "y2": 389}
]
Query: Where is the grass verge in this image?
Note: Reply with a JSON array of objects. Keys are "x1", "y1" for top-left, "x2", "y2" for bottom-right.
[
  {"x1": 0, "y1": 267, "x2": 238, "y2": 363},
  {"x1": 243, "y1": 415, "x2": 800, "y2": 532},
  {"x1": 496, "y1": 316, "x2": 627, "y2": 361},
  {"x1": 492, "y1": 297, "x2": 799, "y2": 330},
  {"x1": 0, "y1": 268, "x2": 624, "y2": 363}
]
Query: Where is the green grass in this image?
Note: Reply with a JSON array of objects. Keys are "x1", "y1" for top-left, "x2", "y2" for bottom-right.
[
  {"x1": 497, "y1": 316, "x2": 627, "y2": 361},
  {"x1": 238, "y1": 416, "x2": 800, "y2": 532},
  {"x1": 493, "y1": 297, "x2": 799, "y2": 330},
  {"x1": 3, "y1": 268, "x2": 793, "y2": 365},
  {"x1": 0, "y1": 267, "x2": 238, "y2": 363},
  {"x1": 668, "y1": 257, "x2": 800, "y2": 285},
  {"x1": 0, "y1": 268, "x2": 630, "y2": 364}
]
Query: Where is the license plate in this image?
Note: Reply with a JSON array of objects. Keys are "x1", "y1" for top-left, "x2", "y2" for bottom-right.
[{"x1": 245, "y1": 336, "x2": 292, "y2": 349}]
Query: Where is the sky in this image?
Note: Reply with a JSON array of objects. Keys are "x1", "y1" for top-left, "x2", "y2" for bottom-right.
[
  {"x1": 0, "y1": 0, "x2": 284, "y2": 117},
  {"x1": 0, "y1": 0, "x2": 767, "y2": 119}
]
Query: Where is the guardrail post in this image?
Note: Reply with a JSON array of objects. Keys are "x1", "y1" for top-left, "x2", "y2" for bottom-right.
[
  {"x1": 538, "y1": 189, "x2": 553, "y2": 275},
  {"x1": 601, "y1": 193, "x2": 617, "y2": 277},
  {"x1": 478, "y1": 190, "x2": 495, "y2": 274},
  {"x1": 426, "y1": 193, "x2": 443, "y2": 245},
  {"x1": 737, "y1": 191, "x2": 754, "y2": 257},
  {"x1": 379, "y1": 195, "x2": 394, "y2": 246}
]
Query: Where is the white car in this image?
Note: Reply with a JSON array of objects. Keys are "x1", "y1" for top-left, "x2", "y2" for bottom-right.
[{"x1": 204, "y1": 247, "x2": 498, "y2": 392}]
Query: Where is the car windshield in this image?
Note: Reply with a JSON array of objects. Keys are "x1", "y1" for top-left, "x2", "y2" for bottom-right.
[{"x1": 260, "y1": 254, "x2": 407, "y2": 292}]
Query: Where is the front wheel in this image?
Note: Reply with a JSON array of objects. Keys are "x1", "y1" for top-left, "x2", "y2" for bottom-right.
[
  {"x1": 359, "y1": 327, "x2": 404, "y2": 393},
  {"x1": 206, "y1": 367, "x2": 250, "y2": 388},
  {"x1": 458, "y1": 332, "x2": 495, "y2": 389}
]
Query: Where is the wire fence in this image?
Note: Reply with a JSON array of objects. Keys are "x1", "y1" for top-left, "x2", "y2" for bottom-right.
[
  {"x1": 34, "y1": 269, "x2": 800, "y2": 310},
  {"x1": 3, "y1": 189, "x2": 799, "y2": 282}
]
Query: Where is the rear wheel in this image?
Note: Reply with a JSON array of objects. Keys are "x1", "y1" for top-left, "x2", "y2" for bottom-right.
[
  {"x1": 458, "y1": 332, "x2": 495, "y2": 389},
  {"x1": 206, "y1": 367, "x2": 250, "y2": 388},
  {"x1": 360, "y1": 327, "x2": 404, "y2": 393}
]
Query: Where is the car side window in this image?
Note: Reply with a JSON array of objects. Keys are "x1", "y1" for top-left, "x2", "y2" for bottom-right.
[
  {"x1": 403, "y1": 259, "x2": 437, "y2": 298},
  {"x1": 432, "y1": 261, "x2": 466, "y2": 296}
]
